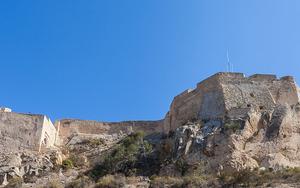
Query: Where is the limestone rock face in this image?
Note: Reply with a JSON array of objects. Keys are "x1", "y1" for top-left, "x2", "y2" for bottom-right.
[
  {"x1": 167, "y1": 103, "x2": 300, "y2": 174},
  {"x1": 65, "y1": 132, "x2": 128, "y2": 166},
  {"x1": 0, "y1": 149, "x2": 63, "y2": 186}
]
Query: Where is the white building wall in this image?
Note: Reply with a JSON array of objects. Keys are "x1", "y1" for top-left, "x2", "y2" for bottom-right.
[{"x1": 38, "y1": 116, "x2": 57, "y2": 152}]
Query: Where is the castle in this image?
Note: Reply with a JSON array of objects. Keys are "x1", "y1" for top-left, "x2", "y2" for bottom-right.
[
  {"x1": 163, "y1": 72, "x2": 300, "y2": 133},
  {"x1": 1, "y1": 72, "x2": 299, "y2": 151}
]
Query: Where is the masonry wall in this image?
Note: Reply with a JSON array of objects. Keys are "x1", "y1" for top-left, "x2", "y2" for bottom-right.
[
  {"x1": 164, "y1": 88, "x2": 201, "y2": 133},
  {"x1": 0, "y1": 112, "x2": 45, "y2": 150},
  {"x1": 163, "y1": 73, "x2": 228, "y2": 133},
  {"x1": 163, "y1": 72, "x2": 300, "y2": 133},
  {"x1": 271, "y1": 78, "x2": 299, "y2": 105},
  {"x1": 56, "y1": 119, "x2": 163, "y2": 144},
  {"x1": 221, "y1": 76, "x2": 276, "y2": 110}
]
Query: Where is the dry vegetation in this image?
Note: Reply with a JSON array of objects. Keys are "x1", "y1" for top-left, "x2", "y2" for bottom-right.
[{"x1": 50, "y1": 132, "x2": 300, "y2": 188}]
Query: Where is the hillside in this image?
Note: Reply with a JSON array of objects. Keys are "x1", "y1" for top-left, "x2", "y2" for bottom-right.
[{"x1": 1, "y1": 72, "x2": 300, "y2": 187}]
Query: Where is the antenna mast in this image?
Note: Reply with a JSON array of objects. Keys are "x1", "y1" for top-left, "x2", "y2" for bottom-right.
[
  {"x1": 227, "y1": 49, "x2": 230, "y2": 72},
  {"x1": 227, "y1": 49, "x2": 233, "y2": 72}
]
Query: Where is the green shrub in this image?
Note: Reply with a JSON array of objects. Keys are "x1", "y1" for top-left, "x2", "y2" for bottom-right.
[
  {"x1": 175, "y1": 159, "x2": 189, "y2": 176},
  {"x1": 62, "y1": 159, "x2": 74, "y2": 170},
  {"x1": 143, "y1": 141, "x2": 153, "y2": 154},
  {"x1": 224, "y1": 122, "x2": 241, "y2": 132},
  {"x1": 89, "y1": 131, "x2": 154, "y2": 179},
  {"x1": 88, "y1": 138, "x2": 105, "y2": 147},
  {"x1": 284, "y1": 167, "x2": 300, "y2": 174},
  {"x1": 69, "y1": 154, "x2": 88, "y2": 168}
]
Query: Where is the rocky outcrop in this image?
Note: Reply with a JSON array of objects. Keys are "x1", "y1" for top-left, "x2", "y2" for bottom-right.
[
  {"x1": 166, "y1": 103, "x2": 300, "y2": 174},
  {"x1": 0, "y1": 149, "x2": 63, "y2": 186}
]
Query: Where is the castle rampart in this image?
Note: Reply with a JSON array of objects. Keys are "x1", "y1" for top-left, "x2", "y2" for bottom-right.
[
  {"x1": 0, "y1": 111, "x2": 57, "y2": 151},
  {"x1": 163, "y1": 72, "x2": 300, "y2": 133},
  {"x1": 56, "y1": 119, "x2": 163, "y2": 144},
  {"x1": 249, "y1": 74, "x2": 277, "y2": 81},
  {"x1": 1, "y1": 72, "x2": 299, "y2": 146}
]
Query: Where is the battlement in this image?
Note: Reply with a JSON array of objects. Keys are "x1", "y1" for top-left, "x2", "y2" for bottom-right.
[
  {"x1": 280, "y1": 76, "x2": 295, "y2": 82},
  {"x1": 249, "y1": 74, "x2": 277, "y2": 81},
  {"x1": 196, "y1": 72, "x2": 245, "y2": 88},
  {"x1": 196, "y1": 72, "x2": 295, "y2": 87},
  {"x1": 173, "y1": 89, "x2": 195, "y2": 101}
]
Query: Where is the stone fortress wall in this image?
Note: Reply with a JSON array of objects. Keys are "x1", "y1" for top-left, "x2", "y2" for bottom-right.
[
  {"x1": 55, "y1": 119, "x2": 163, "y2": 145},
  {"x1": 163, "y1": 72, "x2": 300, "y2": 133},
  {"x1": 0, "y1": 111, "x2": 57, "y2": 151},
  {"x1": 0, "y1": 109, "x2": 163, "y2": 151},
  {"x1": 2, "y1": 72, "x2": 299, "y2": 150}
]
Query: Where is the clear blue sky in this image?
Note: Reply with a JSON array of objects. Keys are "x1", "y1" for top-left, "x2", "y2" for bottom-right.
[{"x1": 1, "y1": 1, "x2": 300, "y2": 121}]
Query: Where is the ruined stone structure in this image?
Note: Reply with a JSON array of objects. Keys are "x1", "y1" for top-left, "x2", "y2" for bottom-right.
[{"x1": 163, "y1": 72, "x2": 300, "y2": 133}]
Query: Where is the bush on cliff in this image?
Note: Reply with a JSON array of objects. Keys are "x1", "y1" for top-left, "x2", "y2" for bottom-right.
[
  {"x1": 224, "y1": 121, "x2": 242, "y2": 133},
  {"x1": 89, "y1": 131, "x2": 155, "y2": 179},
  {"x1": 62, "y1": 159, "x2": 74, "y2": 170}
]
